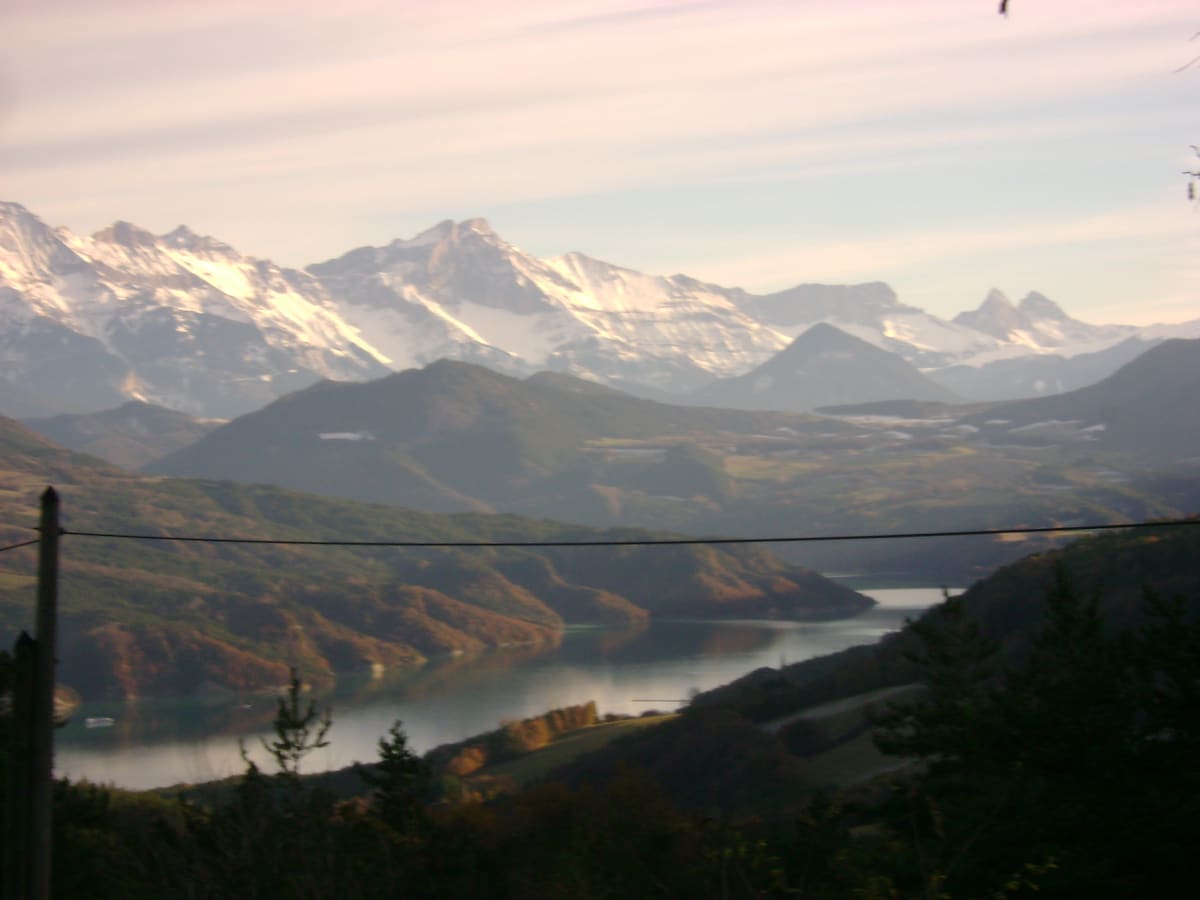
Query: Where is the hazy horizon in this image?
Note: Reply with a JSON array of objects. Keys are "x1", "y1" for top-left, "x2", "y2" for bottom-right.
[{"x1": 2, "y1": 0, "x2": 1197, "y2": 325}]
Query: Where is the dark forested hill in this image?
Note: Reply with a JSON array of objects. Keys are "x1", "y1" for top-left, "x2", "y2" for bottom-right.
[{"x1": 0, "y1": 416, "x2": 869, "y2": 700}]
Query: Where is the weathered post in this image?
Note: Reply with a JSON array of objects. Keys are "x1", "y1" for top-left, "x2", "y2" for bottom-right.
[{"x1": 29, "y1": 487, "x2": 60, "y2": 900}]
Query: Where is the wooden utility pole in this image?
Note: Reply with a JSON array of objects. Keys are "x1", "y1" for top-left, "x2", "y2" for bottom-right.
[
  {"x1": 30, "y1": 487, "x2": 60, "y2": 900},
  {"x1": 2, "y1": 489, "x2": 58, "y2": 900},
  {"x1": 26, "y1": 488, "x2": 60, "y2": 900}
]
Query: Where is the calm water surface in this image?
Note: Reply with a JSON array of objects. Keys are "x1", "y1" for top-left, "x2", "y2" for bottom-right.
[{"x1": 56, "y1": 588, "x2": 949, "y2": 790}]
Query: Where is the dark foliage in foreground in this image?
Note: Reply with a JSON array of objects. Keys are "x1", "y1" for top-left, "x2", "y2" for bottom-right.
[
  {"x1": 868, "y1": 573, "x2": 1200, "y2": 898},
  {"x1": 4, "y1": 571, "x2": 1198, "y2": 898}
]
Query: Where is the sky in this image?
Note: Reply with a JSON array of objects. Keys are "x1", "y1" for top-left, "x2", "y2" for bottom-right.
[{"x1": 1, "y1": 0, "x2": 1196, "y2": 325}]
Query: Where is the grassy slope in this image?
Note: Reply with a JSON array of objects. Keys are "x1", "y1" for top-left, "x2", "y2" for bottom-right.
[{"x1": 475, "y1": 715, "x2": 678, "y2": 788}]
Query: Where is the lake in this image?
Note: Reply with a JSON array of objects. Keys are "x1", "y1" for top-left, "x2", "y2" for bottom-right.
[{"x1": 55, "y1": 587, "x2": 948, "y2": 790}]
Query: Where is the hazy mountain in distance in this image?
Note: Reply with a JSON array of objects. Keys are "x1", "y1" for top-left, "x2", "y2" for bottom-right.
[
  {"x1": 22, "y1": 400, "x2": 220, "y2": 469},
  {"x1": 953, "y1": 289, "x2": 1129, "y2": 348},
  {"x1": 960, "y1": 338, "x2": 1200, "y2": 461},
  {"x1": 0, "y1": 376, "x2": 66, "y2": 419},
  {"x1": 688, "y1": 323, "x2": 956, "y2": 412},
  {"x1": 929, "y1": 335, "x2": 1168, "y2": 402},
  {"x1": 729, "y1": 282, "x2": 994, "y2": 369}
]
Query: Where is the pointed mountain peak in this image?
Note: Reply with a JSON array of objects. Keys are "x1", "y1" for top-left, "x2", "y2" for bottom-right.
[
  {"x1": 385, "y1": 219, "x2": 454, "y2": 250},
  {"x1": 440, "y1": 218, "x2": 508, "y2": 249},
  {"x1": 161, "y1": 224, "x2": 234, "y2": 256},
  {"x1": 775, "y1": 323, "x2": 881, "y2": 359},
  {"x1": 391, "y1": 218, "x2": 501, "y2": 251},
  {"x1": 692, "y1": 321, "x2": 954, "y2": 411},
  {"x1": 979, "y1": 288, "x2": 1015, "y2": 311},
  {"x1": 797, "y1": 321, "x2": 859, "y2": 343},
  {"x1": 164, "y1": 224, "x2": 198, "y2": 240},
  {"x1": 1018, "y1": 291, "x2": 1068, "y2": 322},
  {"x1": 459, "y1": 217, "x2": 495, "y2": 235},
  {"x1": 0, "y1": 200, "x2": 37, "y2": 220},
  {"x1": 93, "y1": 220, "x2": 158, "y2": 248},
  {"x1": 0, "y1": 202, "x2": 79, "y2": 277},
  {"x1": 952, "y1": 288, "x2": 1030, "y2": 335},
  {"x1": 0, "y1": 201, "x2": 54, "y2": 239}
]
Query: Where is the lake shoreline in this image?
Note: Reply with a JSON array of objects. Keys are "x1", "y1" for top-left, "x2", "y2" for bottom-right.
[{"x1": 56, "y1": 587, "x2": 948, "y2": 790}]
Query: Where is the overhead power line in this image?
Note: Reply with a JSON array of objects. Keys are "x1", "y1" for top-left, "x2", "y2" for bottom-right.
[
  {"x1": 53, "y1": 517, "x2": 1200, "y2": 549},
  {"x1": 0, "y1": 537, "x2": 41, "y2": 554}
]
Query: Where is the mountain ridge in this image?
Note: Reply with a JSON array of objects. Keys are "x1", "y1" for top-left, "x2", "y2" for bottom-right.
[{"x1": 4, "y1": 200, "x2": 1194, "y2": 418}]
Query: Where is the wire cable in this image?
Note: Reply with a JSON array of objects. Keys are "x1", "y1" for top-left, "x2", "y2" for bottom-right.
[
  {"x1": 58, "y1": 517, "x2": 1200, "y2": 549},
  {"x1": 0, "y1": 537, "x2": 41, "y2": 553}
]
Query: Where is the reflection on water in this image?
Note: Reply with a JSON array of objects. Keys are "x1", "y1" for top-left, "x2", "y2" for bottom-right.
[{"x1": 56, "y1": 588, "x2": 950, "y2": 790}]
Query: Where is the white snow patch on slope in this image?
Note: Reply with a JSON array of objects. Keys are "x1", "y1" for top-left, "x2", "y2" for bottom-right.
[
  {"x1": 162, "y1": 249, "x2": 256, "y2": 301},
  {"x1": 448, "y1": 302, "x2": 569, "y2": 364}
]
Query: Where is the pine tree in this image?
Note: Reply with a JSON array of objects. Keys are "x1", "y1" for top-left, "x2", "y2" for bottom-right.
[
  {"x1": 355, "y1": 720, "x2": 430, "y2": 836},
  {"x1": 873, "y1": 593, "x2": 1000, "y2": 776},
  {"x1": 258, "y1": 667, "x2": 332, "y2": 778}
]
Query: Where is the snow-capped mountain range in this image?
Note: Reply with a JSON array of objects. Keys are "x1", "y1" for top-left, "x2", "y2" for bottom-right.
[
  {"x1": 0, "y1": 201, "x2": 388, "y2": 416},
  {"x1": 2, "y1": 200, "x2": 1196, "y2": 417}
]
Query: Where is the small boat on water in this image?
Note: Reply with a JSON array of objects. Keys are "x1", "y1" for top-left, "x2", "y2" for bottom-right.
[{"x1": 84, "y1": 717, "x2": 115, "y2": 729}]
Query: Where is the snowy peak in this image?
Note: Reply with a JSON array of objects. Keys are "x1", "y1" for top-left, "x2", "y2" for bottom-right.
[
  {"x1": 0, "y1": 203, "x2": 74, "y2": 280},
  {"x1": 309, "y1": 217, "x2": 1151, "y2": 396},
  {"x1": 161, "y1": 224, "x2": 237, "y2": 258},
  {"x1": 954, "y1": 289, "x2": 1024, "y2": 340},
  {"x1": 0, "y1": 201, "x2": 51, "y2": 247},
  {"x1": 313, "y1": 218, "x2": 572, "y2": 313},
  {"x1": 0, "y1": 200, "x2": 1166, "y2": 417},
  {"x1": 309, "y1": 220, "x2": 788, "y2": 389},
  {"x1": 980, "y1": 287, "x2": 1016, "y2": 313},
  {"x1": 1017, "y1": 291, "x2": 1069, "y2": 322},
  {"x1": 459, "y1": 217, "x2": 497, "y2": 236},
  {"x1": 952, "y1": 288, "x2": 1133, "y2": 354},
  {"x1": 92, "y1": 220, "x2": 159, "y2": 249},
  {"x1": 0, "y1": 203, "x2": 389, "y2": 417}
]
